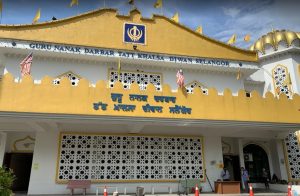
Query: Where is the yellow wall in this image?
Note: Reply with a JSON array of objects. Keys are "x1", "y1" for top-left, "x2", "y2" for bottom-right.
[
  {"x1": 0, "y1": 9, "x2": 257, "y2": 62},
  {"x1": 0, "y1": 73, "x2": 299, "y2": 124}
]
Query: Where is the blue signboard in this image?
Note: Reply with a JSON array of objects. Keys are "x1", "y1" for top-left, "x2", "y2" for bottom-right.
[{"x1": 124, "y1": 23, "x2": 146, "y2": 45}]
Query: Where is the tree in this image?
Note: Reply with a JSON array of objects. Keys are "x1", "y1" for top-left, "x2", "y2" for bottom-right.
[{"x1": 0, "y1": 167, "x2": 15, "y2": 196}]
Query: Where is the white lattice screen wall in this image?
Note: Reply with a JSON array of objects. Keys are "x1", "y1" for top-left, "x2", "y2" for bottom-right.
[
  {"x1": 272, "y1": 65, "x2": 292, "y2": 98},
  {"x1": 109, "y1": 70, "x2": 162, "y2": 91},
  {"x1": 57, "y1": 133, "x2": 204, "y2": 182},
  {"x1": 284, "y1": 132, "x2": 300, "y2": 180}
]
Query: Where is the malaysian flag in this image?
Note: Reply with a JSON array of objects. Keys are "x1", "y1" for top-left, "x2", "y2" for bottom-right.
[
  {"x1": 20, "y1": 52, "x2": 33, "y2": 77},
  {"x1": 176, "y1": 69, "x2": 184, "y2": 88}
]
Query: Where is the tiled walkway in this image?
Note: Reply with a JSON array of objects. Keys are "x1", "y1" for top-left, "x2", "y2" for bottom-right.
[
  {"x1": 14, "y1": 190, "x2": 287, "y2": 196},
  {"x1": 14, "y1": 195, "x2": 287, "y2": 196},
  {"x1": 180, "y1": 194, "x2": 285, "y2": 196},
  {"x1": 14, "y1": 194, "x2": 287, "y2": 196}
]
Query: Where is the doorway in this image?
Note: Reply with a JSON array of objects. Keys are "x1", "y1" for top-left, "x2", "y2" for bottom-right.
[
  {"x1": 223, "y1": 155, "x2": 241, "y2": 181},
  {"x1": 243, "y1": 144, "x2": 270, "y2": 183},
  {"x1": 3, "y1": 153, "x2": 33, "y2": 192}
]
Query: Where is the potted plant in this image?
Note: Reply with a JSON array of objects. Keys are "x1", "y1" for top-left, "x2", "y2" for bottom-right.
[{"x1": 0, "y1": 167, "x2": 16, "y2": 196}]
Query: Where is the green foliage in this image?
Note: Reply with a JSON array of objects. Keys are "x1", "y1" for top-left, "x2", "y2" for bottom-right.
[{"x1": 0, "y1": 167, "x2": 15, "y2": 196}]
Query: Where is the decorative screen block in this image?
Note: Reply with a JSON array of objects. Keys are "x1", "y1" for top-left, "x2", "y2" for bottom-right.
[
  {"x1": 272, "y1": 65, "x2": 292, "y2": 98},
  {"x1": 53, "y1": 71, "x2": 81, "y2": 86},
  {"x1": 284, "y1": 132, "x2": 300, "y2": 180},
  {"x1": 185, "y1": 81, "x2": 208, "y2": 94},
  {"x1": 109, "y1": 70, "x2": 162, "y2": 91},
  {"x1": 57, "y1": 133, "x2": 204, "y2": 182}
]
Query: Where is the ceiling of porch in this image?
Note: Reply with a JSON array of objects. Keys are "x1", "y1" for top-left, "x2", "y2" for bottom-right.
[{"x1": 0, "y1": 112, "x2": 298, "y2": 139}]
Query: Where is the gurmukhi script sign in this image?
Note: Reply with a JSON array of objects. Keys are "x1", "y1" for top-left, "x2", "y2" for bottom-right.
[{"x1": 93, "y1": 93, "x2": 192, "y2": 115}]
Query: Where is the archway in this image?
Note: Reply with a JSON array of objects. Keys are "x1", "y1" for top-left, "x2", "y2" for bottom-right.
[{"x1": 243, "y1": 144, "x2": 270, "y2": 182}]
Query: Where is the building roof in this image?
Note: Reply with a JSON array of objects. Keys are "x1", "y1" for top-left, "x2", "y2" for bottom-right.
[
  {"x1": 250, "y1": 29, "x2": 300, "y2": 54},
  {"x1": 0, "y1": 8, "x2": 257, "y2": 62}
]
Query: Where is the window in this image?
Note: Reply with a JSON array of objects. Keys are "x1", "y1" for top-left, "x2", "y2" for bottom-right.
[{"x1": 245, "y1": 92, "x2": 251, "y2": 97}]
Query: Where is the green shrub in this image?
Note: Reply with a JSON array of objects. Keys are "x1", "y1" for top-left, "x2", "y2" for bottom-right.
[{"x1": 0, "y1": 167, "x2": 15, "y2": 196}]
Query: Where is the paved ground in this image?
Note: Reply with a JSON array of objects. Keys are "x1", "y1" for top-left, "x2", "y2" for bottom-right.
[
  {"x1": 13, "y1": 194, "x2": 287, "y2": 196},
  {"x1": 15, "y1": 193, "x2": 287, "y2": 196},
  {"x1": 14, "y1": 189, "x2": 287, "y2": 196}
]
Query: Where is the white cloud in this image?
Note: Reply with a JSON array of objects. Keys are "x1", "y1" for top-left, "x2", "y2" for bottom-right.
[
  {"x1": 212, "y1": 0, "x2": 300, "y2": 48},
  {"x1": 3, "y1": 0, "x2": 300, "y2": 50},
  {"x1": 222, "y1": 7, "x2": 241, "y2": 18}
]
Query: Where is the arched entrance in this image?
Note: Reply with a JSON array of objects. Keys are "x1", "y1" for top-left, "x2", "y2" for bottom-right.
[{"x1": 243, "y1": 144, "x2": 270, "y2": 182}]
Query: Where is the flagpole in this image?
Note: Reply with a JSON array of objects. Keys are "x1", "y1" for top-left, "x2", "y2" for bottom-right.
[
  {"x1": 18, "y1": 69, "x2": 21, "y2": 83},
  {"x1": 0, "y1": 0, "x2": 2, "y2": 24},
  {"x1": 287, "y1": 73, "x2": 294, "y2": 97},
  {"x1": 161, "y1": 0, "x2": 163, "y2": 15},
  {"x1": 18, "y1": 56, "x2": 23, "y2": 83},
  {"x1": 18, "y1": 55, "x2": 23, "y2": 83},
  {"x1": 118, "y1": 58, "x2": 121, "y2": 82},
  {"x1": 290, "y1": 84, "x2": 294, "y2": 97},
  {"x1": 103, "y1": 0, "x2": 106, "y2": 8}
]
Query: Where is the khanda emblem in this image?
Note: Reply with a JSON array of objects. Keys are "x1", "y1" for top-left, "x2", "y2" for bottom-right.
[{"x1": 127, "y1": 25, "x2": 143, "y2": 42}]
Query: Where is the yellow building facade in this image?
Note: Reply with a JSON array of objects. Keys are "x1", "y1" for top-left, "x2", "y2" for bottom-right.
[{"x1": 0, "y1": 8, "x2": 299, "y2": 194}]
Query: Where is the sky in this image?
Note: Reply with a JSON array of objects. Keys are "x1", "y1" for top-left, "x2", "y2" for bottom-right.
[{"x1": 1, "y1": 0, "x2": 300, "y2": 49}]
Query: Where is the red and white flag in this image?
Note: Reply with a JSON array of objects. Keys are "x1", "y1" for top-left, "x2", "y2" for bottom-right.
[
  {"x1": 20, "y1": 52, "x2": 33, "y2": 77},
  {"x1": 176, "y1": 69, "x2": 184, "y2": 88}
]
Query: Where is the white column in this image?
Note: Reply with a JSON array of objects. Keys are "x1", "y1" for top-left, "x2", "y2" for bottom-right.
[
  {"x1": 0, "y1": 132, "x2": 7, "y2": 166},
  {"x1": 28, "y1": 131, "x2": 67, "y2": 195},
  {"x1": 269, "y1": 140, "x2": 280, "y2": 178},
  {"x1": 203, "y1": 136, "x2": 223, "y2": 192},
  {"x1": 238, "y1": 139, "x2": 245, "y2": 168},
  {"x1": 238, "y1": 139, "x2": 245, "y2": 189},
  {"x1": 276, "y1": 139, "x2": 288, "y2": 180},
  {"x1": 266, "y1": 144, "x2": 274, "y2": 178}
]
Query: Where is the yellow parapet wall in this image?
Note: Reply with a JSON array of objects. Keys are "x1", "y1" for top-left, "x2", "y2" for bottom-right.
[{"x1": 0, "y1": 73, "x2": 299, "y2": 123}]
